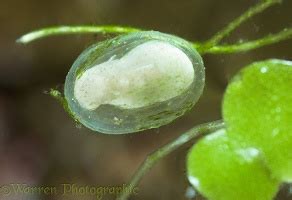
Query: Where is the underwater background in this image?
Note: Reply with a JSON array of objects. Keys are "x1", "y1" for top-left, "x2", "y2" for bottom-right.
[{"x1": 0, "y1": 0, "x2": 292, "y2": 199}]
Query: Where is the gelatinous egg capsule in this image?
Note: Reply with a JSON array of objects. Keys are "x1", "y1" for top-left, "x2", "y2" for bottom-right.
[{"x1": 64, "y1": 31, "x2": 205, "y2": 134}]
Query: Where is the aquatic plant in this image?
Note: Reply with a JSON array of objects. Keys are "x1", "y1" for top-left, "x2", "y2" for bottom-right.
[{"x1": 18, "y1": 0, "x2": 292, "y2": 199}]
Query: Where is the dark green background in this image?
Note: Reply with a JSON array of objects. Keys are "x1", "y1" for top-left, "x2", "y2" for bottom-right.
[{"x1": 0, "y1": 0, "x2": 291, "y2": 199}]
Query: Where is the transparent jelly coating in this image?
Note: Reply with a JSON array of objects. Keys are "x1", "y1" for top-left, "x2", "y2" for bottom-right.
[{"x1": 64, "y1": 31, "x2": 205, "y2": 134}]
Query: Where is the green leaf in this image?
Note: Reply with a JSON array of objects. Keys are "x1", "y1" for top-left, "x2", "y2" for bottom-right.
[
  {"x1": 223, "y1": 59, "x2": 292, "y2": 182},
  {"x1": 187, "y1": 129, "x2": 280, "y2": 200}
]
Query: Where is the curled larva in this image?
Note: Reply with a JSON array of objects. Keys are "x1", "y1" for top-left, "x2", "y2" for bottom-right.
[{"x1": 64, "y1": 31, "x2": 205, "y2": 134}]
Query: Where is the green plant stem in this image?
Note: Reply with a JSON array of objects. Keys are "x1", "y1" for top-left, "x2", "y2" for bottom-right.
[
  {"x1": 16, "y1": 25, "x2": 141, "y2": 44},
  {"x1": 18, "y1": 26, "x2": 292, "y2": 56},
  {"x1": 199, "y1": 28, "x2": 292, "y2": 54},
  {"x1": 204, "y1": 0, "x2": 281, "y2": 48},
  {"x1": 116, "y1": 120, "x2": 224, "y2": 200},
  {"x1": 47, "y1": 88, "x2": 78, "y2": 122},
  {"x1": 17, "y1": 25, "x2": 292, "y2": 55}
]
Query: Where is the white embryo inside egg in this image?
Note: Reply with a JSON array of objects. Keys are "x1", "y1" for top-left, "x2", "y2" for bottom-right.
[{"x1": 74, "y1": 40, "x2": 195, "y2": 110}]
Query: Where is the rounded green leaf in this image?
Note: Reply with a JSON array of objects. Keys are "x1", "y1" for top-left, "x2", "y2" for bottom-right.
[
  {"x1": 187, "y1": 129, "x2": 280, "y2": 200},
  {"x1": 223, "y1": 59, "x2": 292, "y2": 182}
]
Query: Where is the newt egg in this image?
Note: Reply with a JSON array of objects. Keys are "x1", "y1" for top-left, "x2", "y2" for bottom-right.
[{"x1": 64, "y1": 31, "x2": 205, "y2": 134}]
